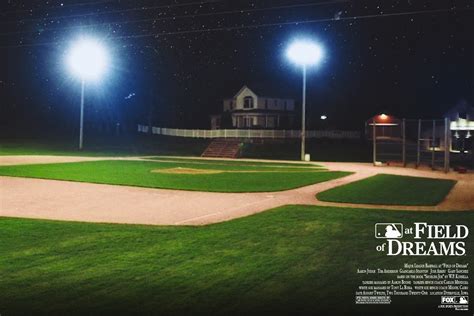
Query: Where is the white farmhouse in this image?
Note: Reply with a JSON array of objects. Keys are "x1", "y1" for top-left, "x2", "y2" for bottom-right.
[{"x1": 210, "y1": 85, "x2": 295, "y2": 129}]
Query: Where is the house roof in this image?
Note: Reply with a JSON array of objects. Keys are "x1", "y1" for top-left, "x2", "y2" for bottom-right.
[
  {"x1": 230, "y1": 84, "x2": 294, "y2": 100},
  {"x1": 230, "y1": 109, "x2": 295, "y2": 114}
]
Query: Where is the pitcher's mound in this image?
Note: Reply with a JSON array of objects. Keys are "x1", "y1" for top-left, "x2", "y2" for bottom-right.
[{"x1": 151, "y1": 167, "x2": 223, "y2": 175}]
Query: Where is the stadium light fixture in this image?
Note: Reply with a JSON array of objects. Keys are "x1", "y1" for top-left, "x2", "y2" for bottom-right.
[
  {"x1": 286, "y1": 39, "x2": 324, "y2": 160},
  {"x1": 66, "y1": 37, "x2": 110, "y2": 150}
]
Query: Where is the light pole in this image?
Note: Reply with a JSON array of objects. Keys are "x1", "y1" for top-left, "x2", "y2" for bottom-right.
[
  {"x1": 301, "y1": 65, "x2": 307, "y2": 160},
  {"x1": 286, "y1": 39, "x2": 324, "y2": 161},
  {"x1": 66, "y1": 37, "x2": 109, "y2": 150},
  {"x1": 79, "y1": 80, "x2": 85, "y2": 149}
]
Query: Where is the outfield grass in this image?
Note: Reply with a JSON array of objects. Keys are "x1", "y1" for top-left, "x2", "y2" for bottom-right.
[
  {"x1": 0, "y1": 142, "x2": 128, "y2": 157},
  {"x1": 1, "y1": 206, "x2": 472, "y2": 315},
  {"x1": 1, "y1": 138, "x2": 373, "y2": 162},
  {"x1": 0, "y1": 136, "x2": 209, "y2": 157},
  {"x1": 0, "y1": 160, "x2": 348, "y2": 192},
  {"x1": 317, "y1": 174, "x2": 456, "y2": 206},
  {"x1": 150, "y1": 156, "x2": 321, "y2": 168},
  {"x1": 242, "y1": 140, "x2": 372, "y2": 162}
]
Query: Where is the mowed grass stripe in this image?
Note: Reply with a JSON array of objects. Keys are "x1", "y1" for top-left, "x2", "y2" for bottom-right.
[
  {"x1": 0, "y1": 160, "x2": 350, "y2": 192},
  {"x1": 0, "y1": 207, "x2": 472, "y2": 315},
  {"x1": 317, "y1": 174, "x2": 456, "y2": 206}
]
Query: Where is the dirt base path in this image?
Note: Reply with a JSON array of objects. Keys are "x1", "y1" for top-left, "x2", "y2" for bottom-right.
[{"x1": 0, "y1": 157, "x2": 472, "y2": 226}]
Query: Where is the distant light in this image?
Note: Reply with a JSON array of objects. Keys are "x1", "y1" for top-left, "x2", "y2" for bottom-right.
[
  {"x1": 320, "y1": 115, "x2": 327, "y2": 120},
  {"x1": 379, "y1": 113, "x2": 388, "y2": 120},
  {"x1": 125, "y1": 92, "x2": 136, "y2": 100},
  {"x1": 66, "y1": 37, "x2": 109, "y2": 81},
  {"x1": 286, "y1": 39, "x2": 324, "y2": 66}
]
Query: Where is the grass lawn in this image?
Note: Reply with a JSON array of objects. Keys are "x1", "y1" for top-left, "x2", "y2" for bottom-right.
[
  {"x1": 317, "y1": 174, "x2": 456, "y2": 206},
  {"x1": 0, "y1": 141, "x2": 130, "y2": 157},
  {"x1": 1, "y1": 138, "x2": 373, "y2": 162},
  {"x1": 0, "y1": 160, "x2": 349, "y2": 192},
  {"x1": 1, "y1": 206, "x2": 472, "y2": 315},
  {"x1": 150, "y1": 156, "x2": 321, "y2": 168},
  {"x1": 242, "y1": 140, "x2": 372, "y2": 162},
  {"x1": 0, "y1": 136, "x2": 209, "y2": 157}
]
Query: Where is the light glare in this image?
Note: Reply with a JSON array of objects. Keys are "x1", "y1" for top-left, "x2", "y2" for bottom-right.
[
  {"x1": 67, "y1": 38, "x2": 109, "y2": 81},
  {"x1": 287, "y1": 40, "x2": 324, "y2": 66}
]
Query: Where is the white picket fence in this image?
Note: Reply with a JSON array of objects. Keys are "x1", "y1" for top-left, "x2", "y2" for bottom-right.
[{"x1": 137, "y1": 124, "x2": 360, "y2": 140}]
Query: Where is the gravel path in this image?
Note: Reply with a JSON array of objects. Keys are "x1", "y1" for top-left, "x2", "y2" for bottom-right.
[{"x1": 0, "y1": 156, "x2": 472, "y2": 226}]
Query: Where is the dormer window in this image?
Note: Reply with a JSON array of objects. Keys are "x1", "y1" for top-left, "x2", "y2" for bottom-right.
[{"x1": 244, "y1": 96, "x2": 254, "y2": 109}]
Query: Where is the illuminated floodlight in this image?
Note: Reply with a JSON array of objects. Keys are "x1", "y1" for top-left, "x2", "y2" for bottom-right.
[
  {"x1": 65, "y1": 36, "x2": 110, "y2": 150},
  {"x1": 286, "y1": 39, "x2": 324, "y2": 67},
  {"x1": 379, "y1": 113, "x2": 388, "y2": 120},
  {"x1": 66, "y1": 37, "x2": 109, "y2": 81},
  {"x1": 320, "y1": 115, "x2": 327, "y2": 120}
]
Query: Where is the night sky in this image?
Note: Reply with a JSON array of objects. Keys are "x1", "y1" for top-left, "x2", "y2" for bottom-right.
[{"x1": 1, "y1": 0, "x2": 473, "y2": 134}]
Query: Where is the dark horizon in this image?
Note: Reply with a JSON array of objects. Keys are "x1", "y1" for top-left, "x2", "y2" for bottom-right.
[{"x1": 1, "y1": 0, "x2": 473, "y2": 136}]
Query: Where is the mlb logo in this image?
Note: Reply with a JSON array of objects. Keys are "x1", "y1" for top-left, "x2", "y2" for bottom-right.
[
  {"x1": 456, "y1": 297, "x2": 468, "y2": 304},
  {"x1": 375, "y1": 223, "x2": 403, "y2": 239}
]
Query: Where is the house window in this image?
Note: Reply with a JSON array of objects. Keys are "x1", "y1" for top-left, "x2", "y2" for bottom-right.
[
  {"x1": 229, "y1": 100, "x2": 233, "y2": 109},
  {"x1": 244, "y1": 116, "x2": 252, "y2": 127},
  {"x1": 267, "y1": 116, "x2": 275, "y2": 128},
  {"x1": 284, "y1": 101, "x2": 287, "y2": 110},
  {"x1": 237, "y1": 116, "x2": 244, "y2": 128},
  {"x1": 265, "y1": 99, "x2": 268, "y2": 109},
  {"x1": 274, "y1": 100, "x2": 278, "y2": 107},
  {"x1": 244, "y1": 96, "x2": 254, "y2": 109}
]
